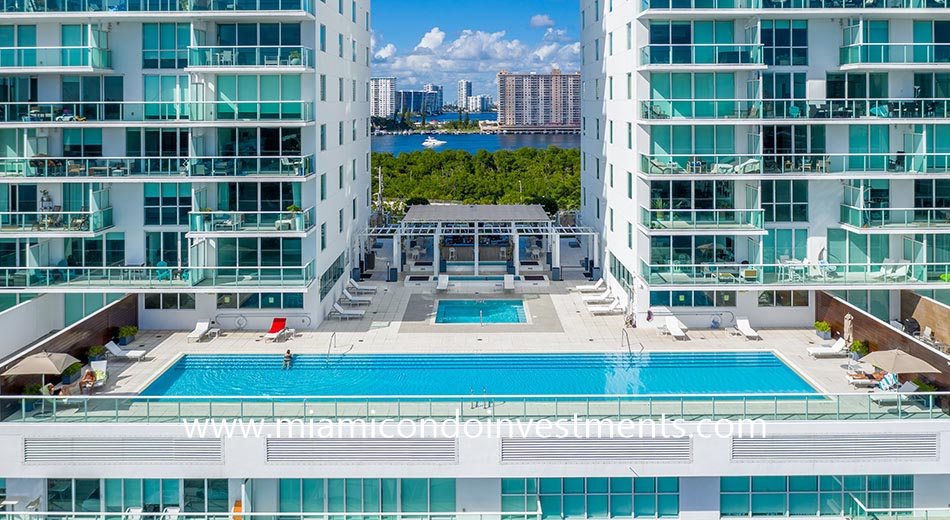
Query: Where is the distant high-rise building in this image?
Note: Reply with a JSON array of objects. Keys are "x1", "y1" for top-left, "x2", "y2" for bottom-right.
[
  {"x1": 396, "y1": 88, "x2": 442, "y2": 115},
  {"x1": 370, "y1": 77, "x2": 396, "y2": 119},
  {"x1": 458, "y1": 80, "x2": 473, "y2": 108},
  {"x1": 423, "y1": 83, "x2": 444, "y2": 113},
  {"x1": 497, "y1": 69, "x2": 580, "y2": 129},
  {"x1": 467, "y1": 95, "x2": 493, "y2": 113}
]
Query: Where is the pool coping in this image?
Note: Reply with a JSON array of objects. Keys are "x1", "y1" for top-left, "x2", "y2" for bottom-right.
[{"x1": 432, "y1": 298, "x2": 532, "y2": 326}]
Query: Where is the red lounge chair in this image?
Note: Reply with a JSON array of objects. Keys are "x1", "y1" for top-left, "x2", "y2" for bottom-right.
[{"x1": 264, "y1": 318, "x2": 288, "y2": 342}]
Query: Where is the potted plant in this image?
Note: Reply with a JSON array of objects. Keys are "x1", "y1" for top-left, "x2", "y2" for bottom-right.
[
  {"x1": 289, "y1": 50, "x2": 301, "y2": 65},
  {"x1": 22, "y1": 383, "x2": 43, "y2": 412},
  {"x1": 651, "y1": 198, "x2": 667, "y2": 223},
  {"x1": 286, "y1": 205, "x2": 303, "y2": 230},
  {"x1": 914, "y1": 380, "x2": 937, "y2": 393},
  {"x1": 61, "y1": 361, "x2": 83, "y2": 385},
  {"x1": 87, "y1": 345, "x2": 107, "y2": 361},
  {"x1": 814, "y1": 321, "x2": 832, "y2": 340},
  {"x1": 118, "y1": 325, "x2": 138, "y2": 346}
]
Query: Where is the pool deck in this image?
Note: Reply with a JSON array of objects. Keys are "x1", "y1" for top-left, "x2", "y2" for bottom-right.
[{"x1": 93, "y1": 281, "x2": 872, "y2": 396}]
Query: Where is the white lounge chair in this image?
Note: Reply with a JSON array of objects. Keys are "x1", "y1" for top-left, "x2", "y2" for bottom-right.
[
  {"x1": 807, "y1": 337, "x2": 849, "y2": 358},
  {"x1": 436, "y1": 274, "x2": 449, "y2": 292},
  {"x1": 340, "y1": 288, "x2": 372, "y2": 306},
  {"x1": 503, "y1": 274, "x2": 515, "y2": 292},
  {"x1": 589, "y1": 300, "x2": 623, "y2": 315},
  {"x1": 90, "y1": 360, "x2": 108, "y2": 388},
  {"x1": 583, "y1": 289, "x2": 613, "y2": 304},
  {"x1": 665, "y1": 316, "x2": 688, "y2": 340},
  {"x1": 126, "y1": 507, "x2": 143, "y2": 520},
  {"x1": 348, "y1": 278, "x2": 378, "y2": 294},
  {"x1": 163, "y1": 507, "x2": 180, "y2": 520},
  {"x1": 104, "y1": 340, "x2": 146, "y2": 361},
  {"x1": 886, "y1": 265, "x2": 911, "y2": 281},
  {"x1": 735, "y1": 317, "x2": 761, "y2": 340},
  {"x1": 870, "y1": 381, "x2": 920, "y2": 405},
  {"x1": 329, "y1": 302, "x2": 366, "y2": 320},
  {"x1": 187, "y1": 321, "x2": 211, "y2": 343},
  {"x1": 575, "y1": 278, "x2": 605, "y2": 293},
  {"x1": 846, "y1": 372, "x2": 882, "y2": 388}
]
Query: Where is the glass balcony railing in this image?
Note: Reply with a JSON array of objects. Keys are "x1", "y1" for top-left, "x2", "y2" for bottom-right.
[
  {"x1": 1, "y1": 392, "x2": 948, "y2": 423},
  {"x1": 641, "y1": 98, "x2": 950, "y2": 120},
  {"x1": 840, "y1": 206, "x2": 950, "y2": 229},
  {"x1": 840, "y1": 43, "x2": 950, "y2": 65},
  {"x1": 640, "y1": 44, "x2": 764, "y2": 66},
  {"x1": 2, "y1": 101, "x2": 313, "y2": 123},
  {"x1": 640, "y1": 207, "x2": 765, "y2": 231},
  {"x1": 0, "y1": 262, "x2": 315, "y2": 289},
  {"x1": 189, "y1": 208, "x2": 315, "y2": 233},
  {"x1": 0, "y1": 155, "x2": 315, "y2": 178},
  {"x1": 640, "y1": 153, "x2": 949, "y2": 176},
  {"x1": 0, "y1": 0, "x2": 312, "y2": 12},
  {"x1": 187, "y1": 46, "x2": 313, "y2": 68},
  {"x1": 642, "y1": 0, "x2": 950, "y2": 9},
  {"x1": 0, "y1": 47, "x2": 111, "y2": 68},
  {"x1": 0, "y1": 209, "x2": 113, "y2": 233},
  {"x1": 640, "y1": 259, "x2": 950, "y2": 286}
]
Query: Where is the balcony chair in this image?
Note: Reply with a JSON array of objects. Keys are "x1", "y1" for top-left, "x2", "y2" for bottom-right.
[{"x1": 155, "y1": 260, "x2": 172, "y2": 281}]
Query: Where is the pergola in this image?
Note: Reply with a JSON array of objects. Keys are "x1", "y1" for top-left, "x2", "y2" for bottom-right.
[{"x1": 362, "y1": 204, "x2": 599, "y2": 281}]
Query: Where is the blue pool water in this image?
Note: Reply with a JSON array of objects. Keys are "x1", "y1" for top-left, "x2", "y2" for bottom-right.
[
  {"x1": 140, "y1": 352, "x2": 817, "y2": 397},
  {"x1": 436, "y1": 299, "x2": 526, "y2": 324}
]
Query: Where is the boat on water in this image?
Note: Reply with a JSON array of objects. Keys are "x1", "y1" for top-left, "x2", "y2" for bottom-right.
[{"x1": 422, "y1": 136, "x2": 447, "y2": 148}]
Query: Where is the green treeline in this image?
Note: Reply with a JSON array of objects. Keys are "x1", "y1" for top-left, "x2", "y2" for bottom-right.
[{"x1": 371, "y1": 147, "x2": 580, "y2": 211}]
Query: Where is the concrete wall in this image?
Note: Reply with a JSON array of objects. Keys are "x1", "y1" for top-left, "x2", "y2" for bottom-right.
[{"x1": 0, "y1": 294, "x2": 64, "y2": 363}]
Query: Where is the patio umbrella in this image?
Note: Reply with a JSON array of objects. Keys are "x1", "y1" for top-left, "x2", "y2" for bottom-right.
[
  {"x1": 2, "y1": 351, "x2": 81, "y2": 414},
  {"x1": 859, "y1": 349, "x2": 940, "y2": 374},
  {"x1": 843, "y1": 314, "x2": 854, "y2": 369}
]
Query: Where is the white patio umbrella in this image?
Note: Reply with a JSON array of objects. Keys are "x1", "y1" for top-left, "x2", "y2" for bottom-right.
[
  {"x1": 859, "y1": 349, "x2": 940, "y2": 374},
  {"x1": 843, "y1": 314, "x2": 855, "y2": 370},
  {"x1": 2, "y1": 351, "x2": 81, "y2": 413}
]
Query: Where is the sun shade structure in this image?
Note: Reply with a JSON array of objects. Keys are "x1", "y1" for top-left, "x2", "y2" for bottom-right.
[
  {"x1": 859, "y1": 350, "x2": 940, "y2": 374},
  {"x1": 2, "y1": 351, "x2": 80, "y2": 377}
]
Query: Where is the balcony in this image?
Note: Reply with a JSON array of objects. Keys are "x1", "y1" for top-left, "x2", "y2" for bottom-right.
[
  {"x1": 640, "y1": 207, "x2": 765, "y2": 233},
  {"x1": 189, "y1": 208, "x2": 315, "y2": 234},
  {"x1": 640, "y1": 260, "x2": 949, "y2": 287},
  {"x1": 641, "y1": 98, "x2": 950, "y2": 121},
  {"x1": 840, "y1": 43, "x2": 950, "y2": 67},
  {"x1": 0, "y1": 262, "x2": 315, "y2": 291},
  {"x1": 0, "y1": 0, "x2": 312, "y2": 13},
  {"x1": 0, "y1": 209, "x2": 113, "y2": 235},
  {"x1": 639, "y1": 152, "x2": 946, "y2": 177},
  {"x1": 2, "y1": 101, "x2": 313, "y2": 124},
  {"x1": 0, "y1": 47, "x2": 112, "y2": 71},
  {"x1": 639, "y1": 44, "x2": 764, "y2": 68},
  {"x1": 840, "y1": 206, "x2": 950, "y2": 232},
  {"x1": 641, "y1": 0, "x2": 949, "y2": 9},
  {"x1": 187, "y1": 46, "x2": 313, "y2": 69},
  {"x1": 0, "y1": 155, "x2": 315, "y2": 179}
]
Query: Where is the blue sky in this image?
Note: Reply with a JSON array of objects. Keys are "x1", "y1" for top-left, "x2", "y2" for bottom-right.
[{"x1": 371, "y1": 0, "x2": 580, "y2": 103}]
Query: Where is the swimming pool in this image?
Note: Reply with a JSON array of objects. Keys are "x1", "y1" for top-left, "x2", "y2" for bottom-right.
[
  {"x1": 140, "y1": 352, "x2": 817, "y2": 397},
  {"x1": 436, "y1": 299, "x2": 526, "y2": 324}
]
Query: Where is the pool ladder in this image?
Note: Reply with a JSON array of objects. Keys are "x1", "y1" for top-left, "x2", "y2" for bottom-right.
[{"x1": 325, "y1": 332, "x2": 337, "y2": 365}]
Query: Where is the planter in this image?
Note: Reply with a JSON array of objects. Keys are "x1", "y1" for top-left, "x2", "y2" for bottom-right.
[
  {"x1": 62, "y1": 372, "x2": 80, "y2": 385},
  {"x1": 89, "y1": 354, "x2": 106, "y2": 361},
  {"x1": 816, "y1": 330, "x2": 832, "y2": 340},
  {"x1": 119, "y1": 335, "x2": 135, "y2": 346}
]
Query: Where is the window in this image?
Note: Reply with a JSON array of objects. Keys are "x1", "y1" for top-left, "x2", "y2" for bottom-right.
[
  {"x1": 320, "y1": 124, "x2": 327, "y2": 150},
  {"x1": 216, "y1": 293, "x2": 304, "y2": 309},
  {"x1": 142, "y1": 23, "x2": 189, "y2": 69},
  {"x1": 502, "y1": 478, "x2": 679, "y2": 519},
  {"x1": 721, "y1": 475, "x2": 912, "y2": 517},
  {"x1": 319, "y1": 25, "x2": 326, "y2": 52},
  {"x1": 758, "y1": 290, "x2": 809, "y2": 307},
  {"x1": 144, "y1": 183, "x2": 191, "y2": 226},
  {"x1": 319, "y1": 252, "x2": 344, "y2": 299},
  {"x1": 761, "y1": 180, "x2": 808, "y2": 222},
  {"x1": 320, "y1": 74, "x2": 327, "y2": 101},
  {"x1": 144, "y1": 293, "x2": 197, "y2": 310},
  {"x1": 761, "y1": 20, "x2": 808, "y2": 66},
  {"x1": 320, "y1": 223, "x2": 327, "y2": 250},
  {"x1": 651, "y1": 290, "x2": 736, "y2": 308}
]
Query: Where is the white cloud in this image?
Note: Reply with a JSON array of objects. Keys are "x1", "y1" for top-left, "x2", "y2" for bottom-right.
[
  {"x1": 374, "y1": 43, "x2": 397, "y2": 61},
  {"x1": 529, "y1": 14, "x2": 556, "y2": 28},
  {"x1": 415, "y1": 27, "x2": 446, "y2": 52}
]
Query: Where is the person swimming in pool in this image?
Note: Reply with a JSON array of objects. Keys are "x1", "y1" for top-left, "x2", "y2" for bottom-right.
[{"x1": 282, "y1": 349, "x2": 293, "y2": 369}]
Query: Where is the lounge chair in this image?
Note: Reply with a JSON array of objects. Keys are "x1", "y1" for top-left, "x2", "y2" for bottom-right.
[
  {"x1": 885, "y1": 265, "x2": 911, "y2": 281},
  {"x1": 734, "y1": 158, "x2": 761, "y2": 174},
  {"x1": 575, "y1": 278, "x2": 605, "y2": 293},
  {"x1": 583, "y1": 289, "x2": 613, "y2": 304},
  {"x1": 91, "y1": 360, "x2": 108, "y2": 388},
  {"x1": 126, "y1": 507, "x2": 143, "y2": 520},
  {"x1": 877, "y1": 372, "x2": 900, "y2": 391},
  {"x1": 807, "y1": 337, "x2": 849, "y2": 358},
  {"x1": 328, "y1": 302, "x2": 366, "y2": 320},
  {"x1": 870, "y1": 381, "x2": 920, "y2": 405},
  {"x1": 503, "y1": 274, "x2": 515, "y2": 292},
  {"x1": 340, "y1": 288, "x2": 372, "y2": 306},
  {"x1": 187, "y1": 321, "x2": 211, "y2": 343},
  {"x1": 847, "y1": 372, "x2": 883, "y2": 388},
  {"x1": 348, "y1": 278, "x2": 378, "y2": 294},
  {"x1": 665, "y1": 316, "x2": 688, "y2": 340},
  {"x1": 264, "y1": 318, "x2": 289, "y2": 342},
  {"x1": 735, "y1": 317, "x2": 761, "y2": 340},
  {"x1": 104, "y1": 340, "x2": 146, "y2": 361},
  {"x1": 436, "y1": 274, "x2": 449, "y2": 292},
  {"x1": 163, "y1": 507, "x2": 180, "y2": 520},
  {"x1": 589, "y1": 300, "x2": 623, "y2": 315}
]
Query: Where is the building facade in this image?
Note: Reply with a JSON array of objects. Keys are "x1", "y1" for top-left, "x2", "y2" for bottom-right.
[
  {"x1": 580, "y1": 0, "x2": 950, "y2": 329},
  {"x1": 497, "y1": 69, "x2": 581, "y2": 130},
  {"x1": 423, "y1": 83, "x2": 444, "y2": 113},
  {"x1": 458, "y1": 79, "x2": 473, "y2": 108},
  {"x1": 466, "y1": 95, "x2": 493, "y2": 113},
  {"x1": 395, "y1": 89, "x2": 440, "y2": 115},
  {"x1": 370, "y1": 77, "x2": 396, "y2": 118},
  {"x1": 0, "y1": 0, "x2": 373, "y2": 332}
]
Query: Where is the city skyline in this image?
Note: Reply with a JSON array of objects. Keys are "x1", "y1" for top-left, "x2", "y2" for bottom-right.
[{"x1": 371, "y1": 0, "x2": 580, "y2": 97}]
